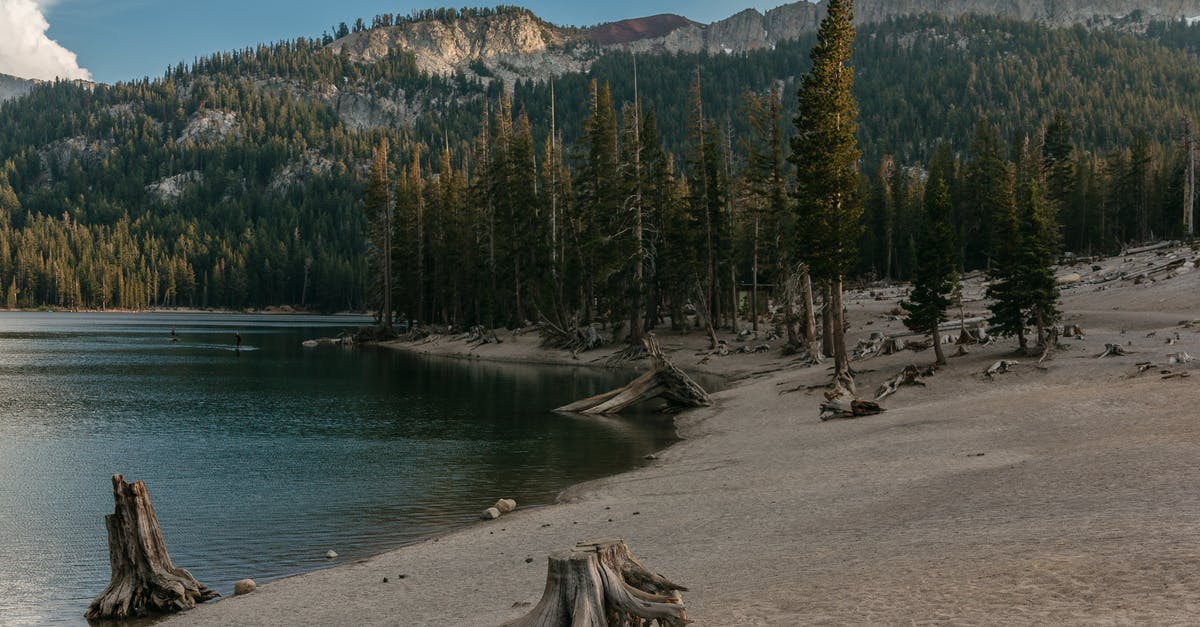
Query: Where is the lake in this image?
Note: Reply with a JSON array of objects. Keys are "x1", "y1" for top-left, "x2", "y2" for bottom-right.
[{"x1": 0, "y1": 312, "x2": 676, "y2": 625}]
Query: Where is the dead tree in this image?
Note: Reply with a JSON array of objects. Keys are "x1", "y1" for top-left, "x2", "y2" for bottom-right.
[
  {"x1": 875, "y1": 364, "x2": 933, "y2": 401},
  {"x1": 86, "y1": 475, "x2": 218, "y2": 620},
  {"x1": 557, "y1": 335, "x2": 711, "y2": 414},
  {"x1": 503, "y1": 539, "x2": 686, "y2": 627}
]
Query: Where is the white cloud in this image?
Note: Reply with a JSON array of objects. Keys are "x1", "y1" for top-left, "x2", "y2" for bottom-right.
[{"x1": 0, "y1": 0, "x2": 91, "y2": 81}]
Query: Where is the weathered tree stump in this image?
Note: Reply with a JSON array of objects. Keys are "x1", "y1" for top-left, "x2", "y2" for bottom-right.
[
  {"x1": 875, "y1": 364, "x2": 932, "y2": 401},
  {"x1": 503, "y1": 539, "x2": 686, "y2": 627},
  {"x1": 557, "y1": 334, "x2": 711, "y2": 414},
  {"x1": 85, "y1": 475, "x2": 218, "y2": 620}
]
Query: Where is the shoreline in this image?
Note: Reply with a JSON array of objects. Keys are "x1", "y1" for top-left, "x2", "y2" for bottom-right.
[{"x1": 168, "y1": 271, "x2": 1200, "y2": 625}]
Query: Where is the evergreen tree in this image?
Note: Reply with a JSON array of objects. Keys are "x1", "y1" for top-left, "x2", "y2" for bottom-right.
[
  {"x1": 902, "y1": 177, "x2": 957, "y2": 366},
  {"x1": 789, "y1": 0, "x2": 863, "y2": 385},
  {"x1": 1018, "y1": 178, "x2": 1062, "y2": 346},
  {"x1": 364, "y1": 140, "x2": 393, "y2": 330}
]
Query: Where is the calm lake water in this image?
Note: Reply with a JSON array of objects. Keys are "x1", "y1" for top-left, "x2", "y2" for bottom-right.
[{"x1": 0, "y1": 312, "x2": 676, "y2": 625}]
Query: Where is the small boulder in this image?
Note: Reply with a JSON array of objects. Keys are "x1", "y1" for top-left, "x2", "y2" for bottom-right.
[
  {"x1": 481, "y1": 507, "x2": 501, "y2": 520},
  {"x1": 325, "y1": 550, "x2": 339, "y2": 559},
  {"x1": 233, "y1": 579, "x2": 257, "y2": 596},
  {"x1": 1056, "y1": 272, "x2": 1082, "y2": 286},
  {"x1": 494, "y1": 498, "x2": 517, "y2": 514}
]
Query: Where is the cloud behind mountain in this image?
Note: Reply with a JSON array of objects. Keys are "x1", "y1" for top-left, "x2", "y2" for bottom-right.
[{"x1": 0, "y1": 0, "x2": 91, "y2": 81}]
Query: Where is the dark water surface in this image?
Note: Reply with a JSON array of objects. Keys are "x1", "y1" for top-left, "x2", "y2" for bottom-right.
[{"x1": 0, "y1": 313, "x2": 676, "y2": 625}]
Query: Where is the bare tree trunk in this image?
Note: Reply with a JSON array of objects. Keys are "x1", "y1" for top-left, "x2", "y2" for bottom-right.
[
  {"x1": 932, "y1": 321, "x2": 947, "y2": 366},
  {"x1": 751, "y1": 217, "x2": 760, "y2": 337},
  {"x1": 802, "y1": 265, "x2": 820, "y2": 360},
  {"x1": 832, "y1": 274, "x2": 852, "y2": 389},
  {"x1": 821, "y1": 281, "x2": 835, "y2": 359},
  {"x1": 86, "y1": 475, "x2": 218, "y2": 620}
]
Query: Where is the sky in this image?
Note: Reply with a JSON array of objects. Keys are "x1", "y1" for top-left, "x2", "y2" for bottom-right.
[{"x1": 0, "y1": 0, "x2": 798, "y2": 84}]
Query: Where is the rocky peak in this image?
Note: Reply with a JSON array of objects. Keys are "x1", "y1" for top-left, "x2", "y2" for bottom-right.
[
  {"x1": 0, "y1": 73, "x2": 39, "y2": 103},
  {"x1": 328, "y1": 10, "x2": 577, "y2": 80}
]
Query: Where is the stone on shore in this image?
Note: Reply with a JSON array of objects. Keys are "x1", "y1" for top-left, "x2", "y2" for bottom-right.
[
  {"x1": 494, "y1": 498, "x2": 517, "y2": 514},
  {"x1": 233, "y1": 579, "x2": 257, "y2": 596},
  {"x1": 481, "y1": 507, "x2": 501, "y2": 520}
]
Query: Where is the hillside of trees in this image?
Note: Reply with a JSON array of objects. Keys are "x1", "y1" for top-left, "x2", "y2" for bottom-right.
[{"x1": 3, "y1": 13, "x2": 1200, "y2": 313}]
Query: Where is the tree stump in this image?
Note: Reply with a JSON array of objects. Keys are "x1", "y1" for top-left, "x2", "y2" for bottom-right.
[
  {"x1": 556, "y1": 334, "x2": 711, "y2": 414},
  {"x1": 503, "y1": 539, "x2": 686, "y2": 627},
  {"x1": 85, "y1": 475, "x2": 218, "y2": 620}
]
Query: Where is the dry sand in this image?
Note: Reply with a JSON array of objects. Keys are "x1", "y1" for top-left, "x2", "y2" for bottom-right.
[{"x1": 169, "y1": 249, "x2": 1200, "y2": 625}]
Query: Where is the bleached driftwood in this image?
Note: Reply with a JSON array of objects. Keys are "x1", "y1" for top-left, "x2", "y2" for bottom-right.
[
  {"x1": 557, "y1": 335, "x2": 710, "y2": 414},
  {"x1": 985, "y1": 360, "x2": 1020, "y2": 378},
  {"x1": 1097, "y1": 344, "x2": 1129, "y2": 358},
  {"x1": 820, "y1": 380, "x2": 885, "y2": 421},
  {"x1": 503, "y1": 539, "x2": 686, "y2": 627},
  {"x1": 874, "y1": 364, "x2": 933, "y2": 401},
  {"x1": 1168, "y1": 351, "x2": 1193, "y2": 365},
  {"x1": 1122, "y1": 241, "x2": 1177, "y2": 256},
  {"x1": 85, "y1": 475, "x2": 218, "y2": 620}
]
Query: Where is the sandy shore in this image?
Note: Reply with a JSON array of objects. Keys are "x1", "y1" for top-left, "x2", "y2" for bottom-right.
[{"x1": 168, "y1": 259, "x2": 1200, "y2": 625}]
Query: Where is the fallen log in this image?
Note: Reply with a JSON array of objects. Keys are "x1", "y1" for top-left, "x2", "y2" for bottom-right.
[
  {"x1": 85, "y1": 475, "x2": 218, "y2": 620},
  {"x1": 875, "y1": 364, "x2": 933, "y2": 401},
  {"x1": 503, "y1": 539, "x2": 686, "y2": 627},
  {"x1": 820, "y1": 395, "x2": 885, "y2": 421},
  {"x1": 1122, "y1": 241, "x2": 1177, "y2": 256},
  {"x1": 985, "y1": 360, "x2": 1019, "y2": 378},
  {"x1": 1097, "y1": 344, "x2": 1129, "y2": 358},
  {"x1": 557, "y1": 334, "x2": 710, "y2": 414}
]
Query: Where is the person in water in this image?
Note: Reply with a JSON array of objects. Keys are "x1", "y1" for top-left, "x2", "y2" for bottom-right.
[
  {"x1": 235, "y1": 331, "x2": 242, "y2": 351},
  {"x1": 170, "y1": 327, "x2": 178, "y2": 342}
]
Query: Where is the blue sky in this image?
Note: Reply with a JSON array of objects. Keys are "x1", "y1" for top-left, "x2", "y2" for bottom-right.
[{"x1": 28, "y1": 0, "x2": 797, "y2": 84}]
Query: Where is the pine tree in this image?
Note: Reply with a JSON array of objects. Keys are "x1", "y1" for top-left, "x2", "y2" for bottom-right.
[
  {"x1": 364, "y1": 140, "x2": 393, "y2": 331},
  {"x1": 1017, "y1": 178, "x2": 1062, "y2": 346},
  {"x1": 789, "y1": 0, "x2": 863, "y2": 386},
  {"x1": 902, "y1": 177, "x2": 957, "y2": 366}
]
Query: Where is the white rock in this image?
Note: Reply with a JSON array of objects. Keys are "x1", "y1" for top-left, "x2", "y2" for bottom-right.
[
  {"x1": 1056, "y1": 272, "x2": 1082, "y2": 286},
  {"x1": 325, "y1": 550, "x2": 338, "y2": 559},
  {"x1": 494, "y1": 498, "x2": 517, "y2": 514},
  {"x1": 233, "y1": 579, "x2": 256, "y2": 595},
  {"x1": 481, "y1": 507, "x2": 501, "y2": 520}
]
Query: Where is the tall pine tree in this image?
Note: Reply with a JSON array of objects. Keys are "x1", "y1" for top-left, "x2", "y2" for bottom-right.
[
  {"x1": 902, "y1": 176, "x2": 957, "y2": 366},
  {"x1": 790, "y1": 0, "x2": 863, "y2": 386}
]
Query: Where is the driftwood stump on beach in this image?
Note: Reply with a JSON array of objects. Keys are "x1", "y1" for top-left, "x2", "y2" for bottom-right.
[
  {"x1": 556, "y1": 334, "x2": 711, "y2": 414},
  {"x1": 85, "y1": 475, "x2": 218, "y2": 620},
  {"x1": 503, "y1": 539, "x2": 687, "y2": 627}
]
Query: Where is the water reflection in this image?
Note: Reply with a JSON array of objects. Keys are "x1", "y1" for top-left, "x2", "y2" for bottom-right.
[{"x1": 0, "y1": 313, "x2": 676, "y2": 625}]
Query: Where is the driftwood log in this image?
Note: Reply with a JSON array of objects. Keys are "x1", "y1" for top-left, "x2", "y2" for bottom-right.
[
  {"x1": 875, "y1": 364, "x2": 933, "y2": 401},
  {"x1": 503, "y1": 539, "x2": 686, "y2": 627},
  {"x1": 85, "y1": 475, "x2": 218, "y2": 620},
  {"x1": 1097, "y1": 344, "x2": 1129, "y2": 358},
  {"x1": 985, "y1": 360, "x2": 1020, "y2": 378},
  {"x1": 557, "y1": 335, "x2": 711, "y2": 414},
  {"x1": 820, "y1": 379, "x2": 884, "y2": 421}
]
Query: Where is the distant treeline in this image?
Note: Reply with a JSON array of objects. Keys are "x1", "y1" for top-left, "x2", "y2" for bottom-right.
[{"x1": 3, "y1": 14, "x2": 1200, "y2": 311}]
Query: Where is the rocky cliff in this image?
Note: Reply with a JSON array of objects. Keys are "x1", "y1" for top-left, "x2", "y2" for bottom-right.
[
  {"x1": 618, "y1": 0, "x2": 1200, "y2": 54},
  {"x1": 328, "y1": 11, "x2": 589, "y2": 84},
  {"x1": 326, "y1": 1, "x2": 1200, "y2": 80},
  {"x1": 0, "y1": 73, "x2": 37, "y2": 103}
]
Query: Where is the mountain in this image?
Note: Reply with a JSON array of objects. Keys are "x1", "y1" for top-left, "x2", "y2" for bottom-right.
[
  {"x1": 4, "y1": 5, "x2": 1200, "y2": 311},
  {"x1": 0, "y1": 73, "x2": 37, "y2": 103},
  {"x1": 328, "y1": 1, "x2": 1200, "y2": 81}
]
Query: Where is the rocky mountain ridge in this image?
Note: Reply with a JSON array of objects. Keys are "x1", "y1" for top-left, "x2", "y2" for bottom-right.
[
  {"x1": 327, "y1": 1, "x2": 1200, "y2": 83},
  {"x1": 0, "y1": 73, "x2": 38, "y2": 103}
]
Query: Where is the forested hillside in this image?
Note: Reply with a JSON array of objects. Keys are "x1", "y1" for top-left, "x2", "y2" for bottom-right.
[{"x1": 3, "y1": 11, "x2": 1200, "y2": 313}]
